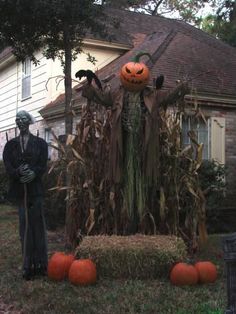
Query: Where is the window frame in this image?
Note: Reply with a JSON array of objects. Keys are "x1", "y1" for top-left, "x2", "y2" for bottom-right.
[
  {"x1": 181, "y1": 115, "x2": 210, "y2": 160},
  {"x1": 21, "y1": 57, "x2": 32, "y2": 101},
  {"x1": 44, "y1": 127, "x2": 52, "y2": 160}
]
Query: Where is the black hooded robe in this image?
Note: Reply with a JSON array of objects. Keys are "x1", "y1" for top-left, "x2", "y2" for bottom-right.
[{"x1": 3, "y1": 133, "x2": 48, "y2": 272}]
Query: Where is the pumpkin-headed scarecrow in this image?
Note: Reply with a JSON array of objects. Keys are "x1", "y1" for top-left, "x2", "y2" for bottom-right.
[{"x1": 76, "y1": 52, "x2": 189, "y2": 233}]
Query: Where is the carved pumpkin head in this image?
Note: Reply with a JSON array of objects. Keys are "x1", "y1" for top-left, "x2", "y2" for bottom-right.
[{"x1": 120, "y1": 52, "x2": 152, "y2": 92}]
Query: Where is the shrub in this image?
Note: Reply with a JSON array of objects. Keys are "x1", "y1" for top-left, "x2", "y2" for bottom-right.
[{"x1": 198, "y1": 160, "x2": 226, "y2": 233}]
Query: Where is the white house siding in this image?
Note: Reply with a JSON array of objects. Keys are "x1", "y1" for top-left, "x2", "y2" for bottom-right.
[
  {"x1": 46, "y1": 45, "x2": 122, "y2": 103},
  {"x1": 0, "y1": 51, "x2": 47, "y2": 132},
  {"x1": 0, "y1": 43, "x2": 125, "y2": 159},
  {"x1": 0, "y1": 59, "x2": 18, "y2": 132},
  {"x1": 19, "y1": 52, "x2": 47, "y2": 121}
]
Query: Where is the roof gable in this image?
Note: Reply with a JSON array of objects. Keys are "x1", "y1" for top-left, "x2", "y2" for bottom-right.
[
  {"x1": 38, "y1": 8, "x2": 236, "y2": 116},
  {"x1": 89, "y1": 8, "x2": 236, "y2": 96}
]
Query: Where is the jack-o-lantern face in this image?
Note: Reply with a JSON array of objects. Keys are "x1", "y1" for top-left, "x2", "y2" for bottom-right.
[{"x1": 119, "y1": 52, "x2": 151, "y2": 92}]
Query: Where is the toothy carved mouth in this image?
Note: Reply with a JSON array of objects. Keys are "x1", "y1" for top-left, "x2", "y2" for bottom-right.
[{"x1": 121, "y1": 74, "x2": 146, "y2": 84}]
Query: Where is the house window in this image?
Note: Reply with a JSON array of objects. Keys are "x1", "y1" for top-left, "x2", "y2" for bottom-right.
[
  {"x1": 182, "y1": 116, "x2": 226, "y2": 164},
  {"x1": 45, "y1": 128, "x2": 53, "y2": 160},
  {"x1": 182, "y1": 116, "x2": 209, "y2": 160},
  {"x1": 22, "y1": 58, "x2": 31, "y2": 100}
]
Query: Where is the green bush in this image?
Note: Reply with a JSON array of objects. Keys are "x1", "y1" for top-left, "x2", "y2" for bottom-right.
[{"x1": 198, "y1": 159, "x2": 226, "y2": 233}]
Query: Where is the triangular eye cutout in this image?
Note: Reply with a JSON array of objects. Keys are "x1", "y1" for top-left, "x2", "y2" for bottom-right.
[
  {"x1": 136, "y1": 69, "x2": 143, "y2": 75},
  {"x1": 125, "y1": 66, "x2": 131, "y2": 74}
]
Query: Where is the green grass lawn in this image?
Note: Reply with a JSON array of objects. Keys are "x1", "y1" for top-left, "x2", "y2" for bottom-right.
[{"x1": 0, "y1": 204, "x2": 227, "y2": 314}]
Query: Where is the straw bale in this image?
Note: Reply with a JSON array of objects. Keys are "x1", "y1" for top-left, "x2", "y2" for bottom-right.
[{"x1": 76, "y1": 234, "x2": 187, "y2": 279}]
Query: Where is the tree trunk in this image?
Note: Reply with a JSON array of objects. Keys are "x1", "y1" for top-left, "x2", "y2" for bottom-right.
[
  {"x1": 63, "y1": 24, "x2": 74, "y2": 251},
  {"x1": 63, "y1": 24, "x2": 73, "y2": 135}
]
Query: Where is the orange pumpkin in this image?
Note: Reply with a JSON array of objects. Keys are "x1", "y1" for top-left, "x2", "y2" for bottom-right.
[
  {"x1": 120, "y1": 52, "x2": 151, "y2": 92},
  {"x1": 47, "y1": 252, "x2": 75, "y2": 281},
  {"x1": 64, "y1": 254, "x2": 75, "y2": 276},
  {"x1": 194, "y1": 261, "x2": 217, "y2": 284},
  {"x1": 170, "y1": 262, "x2": 199, "y2": 286},
  {"x1": 68, "y1": 259, "x2": 97, "y2": 286}
]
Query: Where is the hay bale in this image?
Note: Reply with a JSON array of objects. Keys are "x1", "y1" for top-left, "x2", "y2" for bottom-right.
[{"x1": 76, "y1": 234, "x2": 187, "y2": 279}]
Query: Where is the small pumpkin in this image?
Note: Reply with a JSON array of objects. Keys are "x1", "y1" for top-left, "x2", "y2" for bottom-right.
[
  {"x1": 68, "y1": 259, "x2": 97, "y2": 286},
  {"x1": 170, "y1": 262, "x2": 199, "y2": 286},
  {"x1": 194, "y1": 261, "x2": 217, "y2": 284},
  {"x1": 47, "y1": 252, "x2": 75, "y2": 281},
  {"x1": 120, "y1": 52, "x2": 151, "y2": 92}
]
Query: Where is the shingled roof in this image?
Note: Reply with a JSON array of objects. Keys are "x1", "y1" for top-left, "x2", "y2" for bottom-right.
[{"x1": 40, "y1": 8, "x2": 236, "y2": 119}]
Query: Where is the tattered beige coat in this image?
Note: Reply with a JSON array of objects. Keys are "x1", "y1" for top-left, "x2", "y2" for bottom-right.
[{"x1": 82, "y1": 83, "x2": 188, "y2": 187}]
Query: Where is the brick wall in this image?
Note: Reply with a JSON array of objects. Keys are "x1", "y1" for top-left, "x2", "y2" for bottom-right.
[{"x1": 225, "y1": 109, "x2": 236, "y2": 205}]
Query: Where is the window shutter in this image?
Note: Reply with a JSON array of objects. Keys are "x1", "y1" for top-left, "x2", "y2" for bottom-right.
[{"x1": 211, "y1": 117, "x2": 225, "y2": 164}]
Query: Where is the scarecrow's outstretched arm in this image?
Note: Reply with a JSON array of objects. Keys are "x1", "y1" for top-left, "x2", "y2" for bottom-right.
[
  {"x1": 76, "y1": 69, "x2": 112, "y2": 107},
  {"x1": 158, "y1": 81, "x2": 189, "y2": 110},
  {"x1": 81, "y1": 84, "x2": 113, "y2": 108}
]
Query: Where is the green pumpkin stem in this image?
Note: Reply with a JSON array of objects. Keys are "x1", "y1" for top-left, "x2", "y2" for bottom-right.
[{"x1": 131, "y1": 51, "x2": 153, "y2": 63}]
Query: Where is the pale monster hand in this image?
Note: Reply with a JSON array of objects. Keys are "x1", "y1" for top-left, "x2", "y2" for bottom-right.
[{"x1": 19, "y1": 164, "x2": 36, "y2": 183}]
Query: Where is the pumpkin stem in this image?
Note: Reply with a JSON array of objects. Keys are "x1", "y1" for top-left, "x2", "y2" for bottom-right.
[{"x1": 131, "y1": 51, "x2": 153, "y2": 63}]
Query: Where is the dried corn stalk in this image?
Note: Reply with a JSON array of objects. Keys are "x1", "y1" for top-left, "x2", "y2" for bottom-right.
[
  {"x1": 49, "y1": 95, "x2": 207, "y2": 251},
  {"x1": 159, "y1": 105, "x2": 207, "y2": 250}
]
